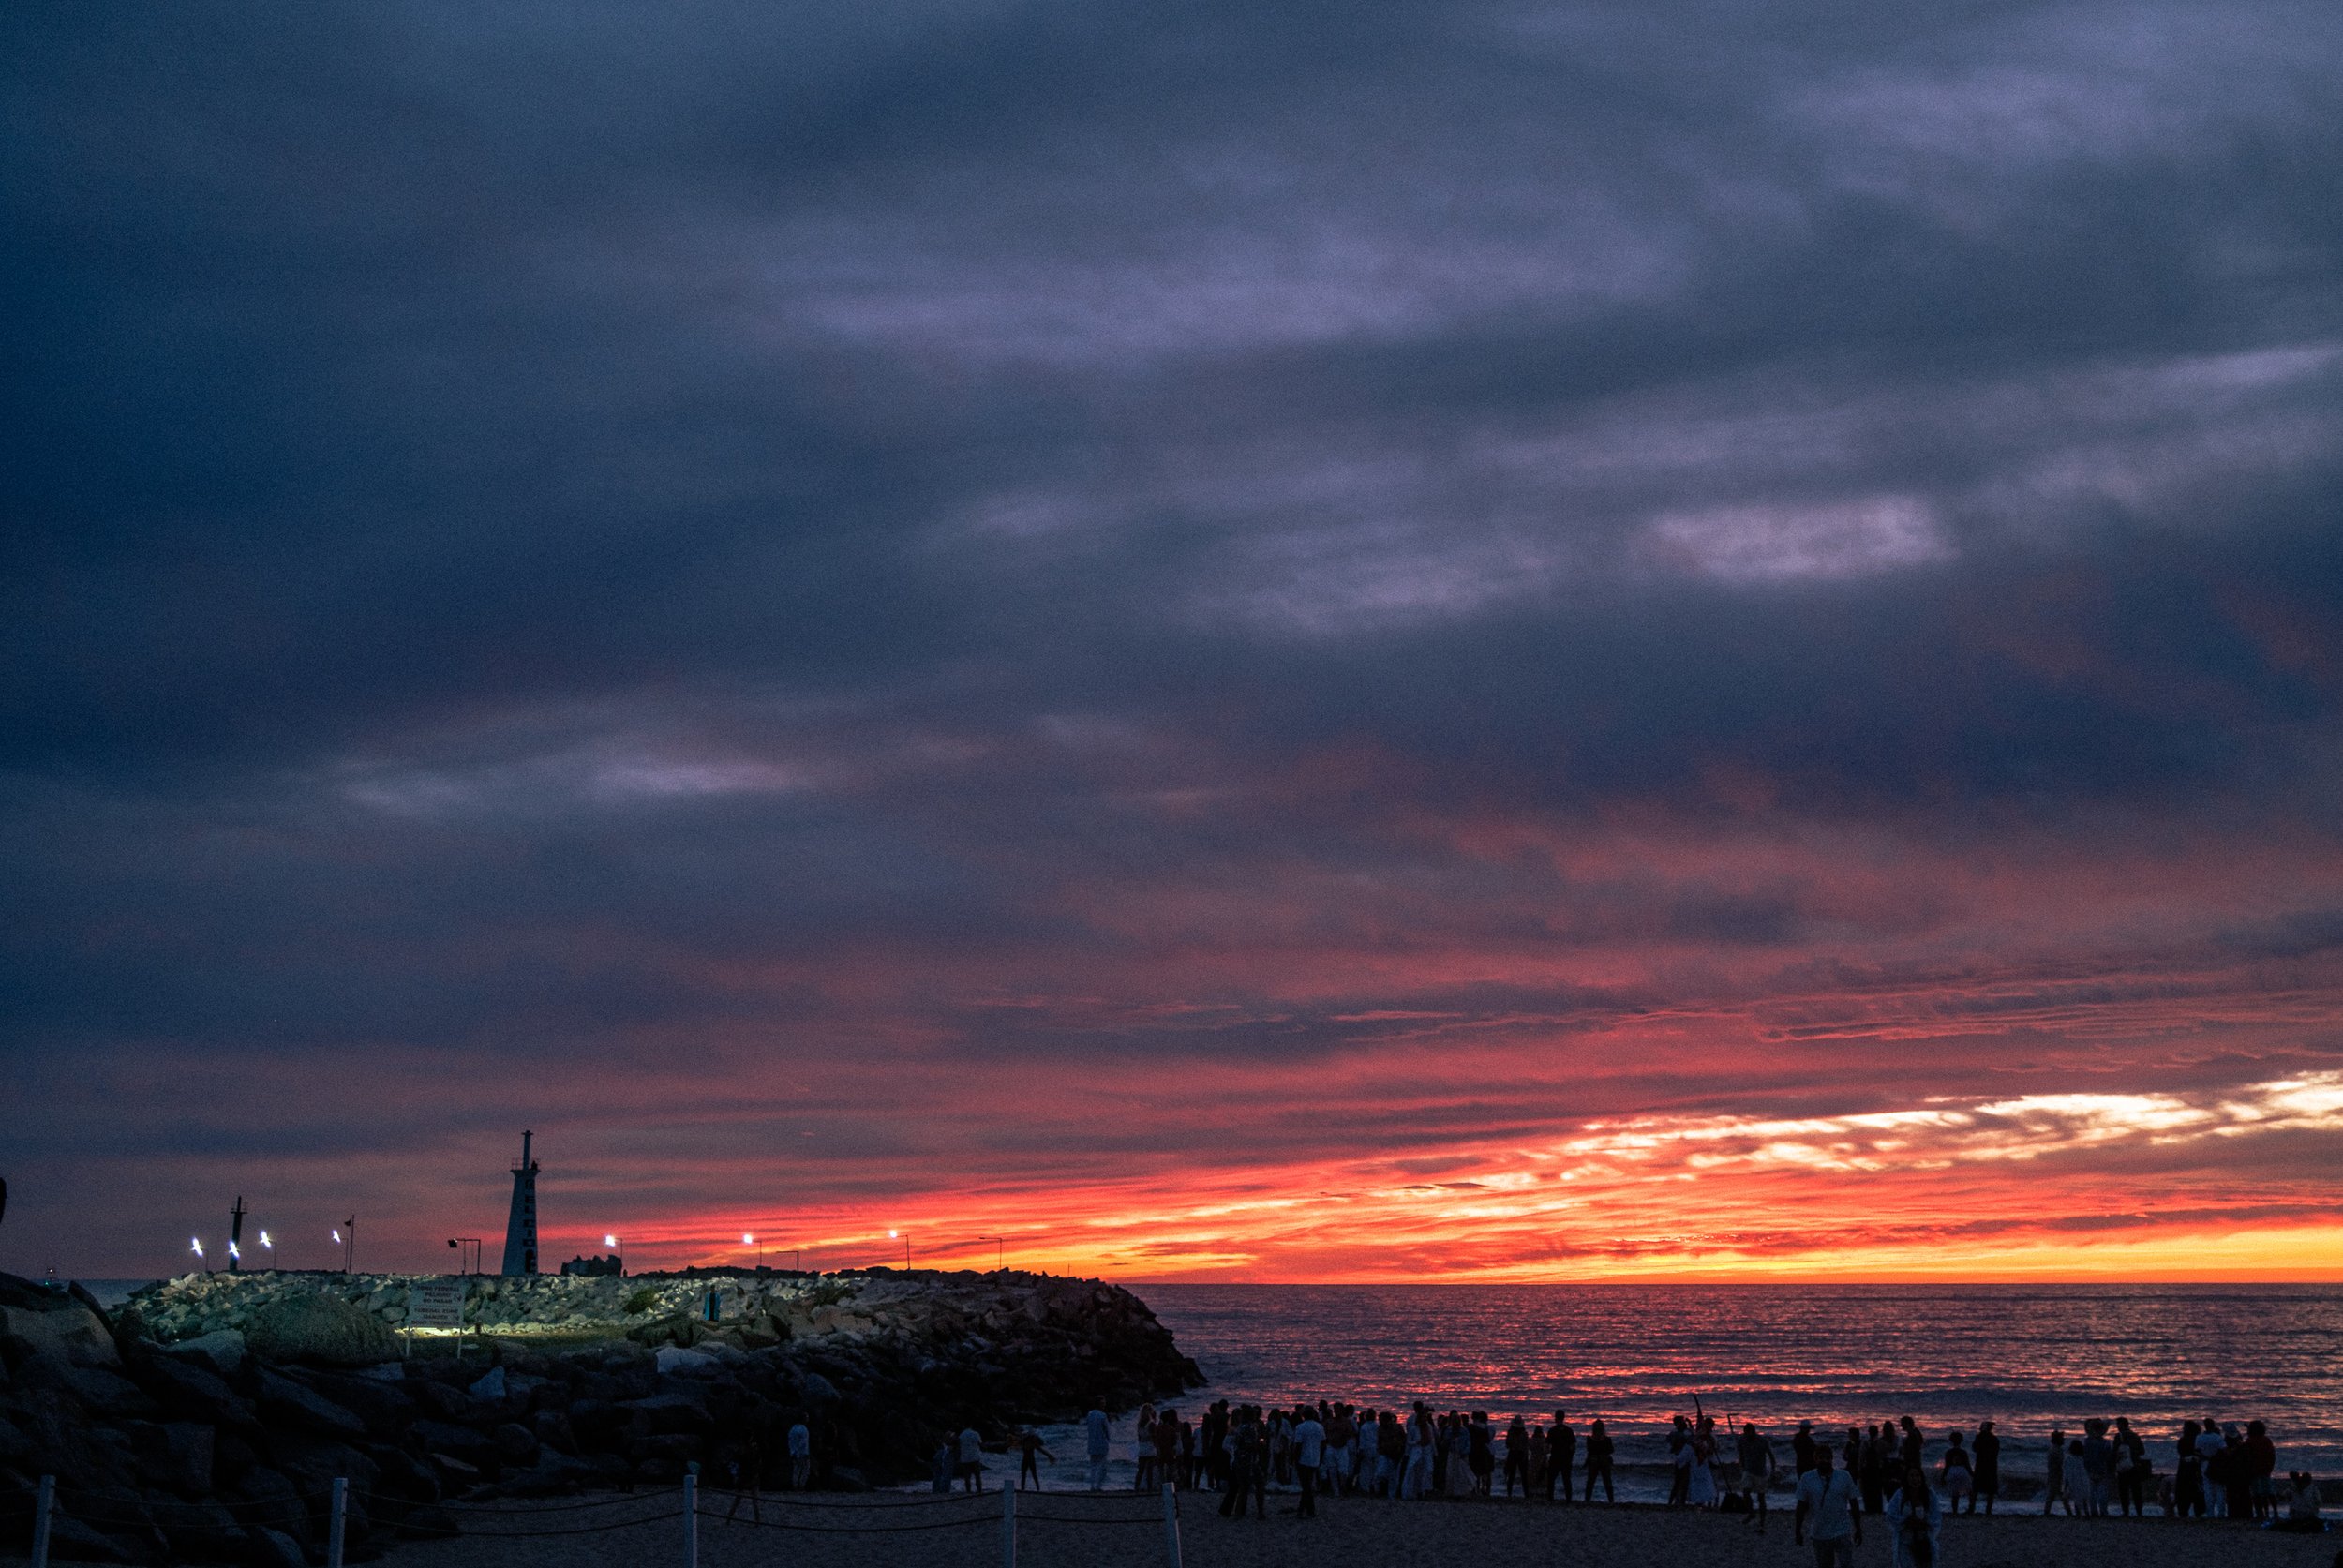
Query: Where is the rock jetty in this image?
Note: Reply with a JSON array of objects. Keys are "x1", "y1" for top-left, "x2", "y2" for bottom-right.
[{"x1": 1, "y1": 1267, "x2": 1202, "y2": 1563}]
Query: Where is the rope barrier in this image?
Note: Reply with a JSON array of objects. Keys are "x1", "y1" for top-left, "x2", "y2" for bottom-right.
[
  {"x1": 357, "y1": 1486, "x2": 682, "y2": 1513},
  {"x1": 455, "y1": 1509, "x2": 689, "y2": 1539},
  {"x1": 693, "y1": 1507, "x2": 993, "y2": 1534}
]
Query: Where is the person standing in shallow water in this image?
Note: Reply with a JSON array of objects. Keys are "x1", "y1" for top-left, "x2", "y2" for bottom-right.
[{"x1": 2043, "y1": 1429, "x2": 2065, "y2": 1515}]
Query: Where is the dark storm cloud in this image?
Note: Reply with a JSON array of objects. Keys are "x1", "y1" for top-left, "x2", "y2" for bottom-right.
[{"x1": 6, "y1": 0, "x2": 2343, "y2": 1270}]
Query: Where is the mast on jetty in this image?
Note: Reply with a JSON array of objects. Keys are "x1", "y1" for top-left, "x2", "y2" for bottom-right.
[
  {"x1": 500, "y1": 1130, "x2": 540, "y2": 1276},
  {"x1": 228, "y1": 1195, "x2": 246, "y2": 1274}
]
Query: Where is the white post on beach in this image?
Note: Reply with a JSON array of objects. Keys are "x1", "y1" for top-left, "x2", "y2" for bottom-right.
[
  {"x1": 683, "y1": 1471, "x2": 699, "y2": 1568},
  {"x1": 327, "y1": 1478, "x2": 346, "y2": 1568},
  {"x1": 30, "y1": 1475, "x2": 53, "y2": 1568},
  {"x1": 1000, "y1": 1474, "x2": 1016, "y2": 1568},
  {"x1": 1160, "y1": 1480, "x2": 1181, "y2": 1568}
]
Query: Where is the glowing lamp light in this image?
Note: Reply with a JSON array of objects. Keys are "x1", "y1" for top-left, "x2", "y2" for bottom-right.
[
  {"x1": 888, "y1": 1230, "x2": 898, "y2": 1238},
  {"x1": 260, "y1": 1231, "x2": 273, "y2": 1251},
  {"x1": 743, "y1": 1232, "x2": 754, "y2": 1245},
  {"x1": 605, "y1": 1234, "x2": 619, "y2": 1248},
  {"x1": 190, "y1": 1238, "x2": 204, "y2": 1259},
  {"x1": 227, "y1": 1241, "x2": 240, "y2": 1259},
  {"x1": 332, "y1": 1229, "x2": 342, "y2": 1243}
]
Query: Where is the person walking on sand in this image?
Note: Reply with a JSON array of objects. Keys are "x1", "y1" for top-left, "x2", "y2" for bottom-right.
[
  {"x1": 1583, "y1": 1418, "x2": 1616, "y2": 1502},
  {"x1": 1548, "y1": 1411, "x2": 1576, "y2": 1502},
  {"x1": 1083, "y1": 1402, "x2": 1111, "y2": 1491},
  {"x1": 1504, "y1": 1415, "x2": 1530, "y2": 1497},
  {"x1": 1739, "y1": 1422, "x2": 1775, "y2": 1531},
  {"x1": 1972, "y1": 1421, "x2": 1999, "y2": 1515},
  {"x1": 1887, "y1": 1464, "x2": 1942, "y2": 1568},
  {"x1": 1018, "y1": 1427, "x2": 1054, "y2": 1491},
  {"x1": 1795, "y1": 1444, "x2": 1863, "y2": 1568},
  {"x1": 1667, "y1": 1414, "x2": 1693, "y2": 1506},
  {"x1": 725, "y1": 1436, "x2": 765, "y2": 1523},
  {"x1": 1793, "y1": 1421, "x2": 1817, "y2": 1477}
]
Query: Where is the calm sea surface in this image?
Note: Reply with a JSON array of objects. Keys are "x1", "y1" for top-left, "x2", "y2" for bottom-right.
[
  {"x1": 73, "y1": 1277, "x2": 2343, "y2": 1495},
  {"x1": 1134, "y1": 1283, "x2": 2343, "y2": 1493}
]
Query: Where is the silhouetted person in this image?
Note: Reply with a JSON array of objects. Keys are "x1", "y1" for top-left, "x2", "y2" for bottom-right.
[
  {"x1": 1548, "y1": 1411, "x2": 1575, "y2": 1501},
  {"x1": 1018, "y1": 1428, "x2": 1053, "y2": 1490},
  {"x1": 1582, "y1": 1419, "x2": 1615, "y2": 1502},
  {"x1": 1739, "y1": 1422, "x2": 1774, "y2": 1531}
]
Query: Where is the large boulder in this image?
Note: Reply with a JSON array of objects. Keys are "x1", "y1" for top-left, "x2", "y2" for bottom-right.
[
  {"x1": 246, "y1": 1293, "x2": 395, "y2": 1367},
  {"x1": 0, "y1": 1273, "x2": 120, "y2": 1366},
  {"x1": 159, "y1": 1330, "x2": 246, "y2": 1375}
]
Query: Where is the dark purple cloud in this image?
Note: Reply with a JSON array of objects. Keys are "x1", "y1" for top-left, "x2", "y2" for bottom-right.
[{"x1": 4, "y1": 0, "x2": 2341, "y2": 1277}]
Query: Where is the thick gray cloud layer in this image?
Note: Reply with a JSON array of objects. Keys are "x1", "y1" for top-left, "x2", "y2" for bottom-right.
[{"x1": 4, "y1": 1, "x2": 2341, "y2": 1271}]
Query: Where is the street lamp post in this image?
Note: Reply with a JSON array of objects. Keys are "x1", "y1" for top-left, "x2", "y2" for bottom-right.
[
  {"x1": 744, "y1": 1232, "x2": 761, "y2": 1270},
  {"x1": 335, "y1": 1218, "x2": 355, "y2": 1274},
  {"x1": 606, "y1": 1234, "x2": 623, "y2": 1276},
  {"x1": 889, "y1": 1230, "x2": 908, "y2": 1269},
  {"x1": 191, "y1": 1237, "x2": 207, "y2": 1273},
  {"x1": 259, "y1": 1231, "x2": 274, "y2": 1269},
  {"x1": 447, "y1": 1237, "x2": 483, "y2": 1275},
  {"x1": 976, "y1": 1236, "x2": 1005, "y2": 1270}
]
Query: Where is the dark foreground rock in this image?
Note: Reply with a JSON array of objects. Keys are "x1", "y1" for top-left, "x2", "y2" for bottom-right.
[{"x1": 0, "y1": 1268, "x2": 1201, "y2": 1564}]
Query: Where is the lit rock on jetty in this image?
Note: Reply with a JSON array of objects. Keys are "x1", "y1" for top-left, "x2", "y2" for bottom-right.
[{"x1": 0, "y1": 1268, "x2": 1201, "y2": 1564}]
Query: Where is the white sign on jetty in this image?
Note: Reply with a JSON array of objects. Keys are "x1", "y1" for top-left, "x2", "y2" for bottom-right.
[{"x1": 407, "y1": 1278, "x2": 466, "y2": 1330}]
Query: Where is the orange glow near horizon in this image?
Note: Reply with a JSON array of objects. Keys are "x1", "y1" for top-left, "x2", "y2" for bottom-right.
[{"x1": 595, "y1": 1070, "x2": 2343, "y2": 1285}]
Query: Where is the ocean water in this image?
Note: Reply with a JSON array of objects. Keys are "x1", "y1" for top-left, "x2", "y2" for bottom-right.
[{"x1": 1116, "y1": 1283, "x2": 2343, "y2": 1497}]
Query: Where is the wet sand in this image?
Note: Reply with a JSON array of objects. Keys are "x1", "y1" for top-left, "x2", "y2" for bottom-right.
[{"x1": 360, "y1": 1487, "x2": 2335, "y2": 1568}]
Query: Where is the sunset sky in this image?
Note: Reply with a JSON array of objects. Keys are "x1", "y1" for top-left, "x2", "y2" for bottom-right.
[{"x1": 6, "y1": 0, "x2": 2343, "y2": 1282}]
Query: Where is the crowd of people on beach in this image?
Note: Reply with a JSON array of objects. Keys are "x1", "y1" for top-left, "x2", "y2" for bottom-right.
[{"x1": 971, "y1": 1396, "x2": 2330, "y2": 1555}]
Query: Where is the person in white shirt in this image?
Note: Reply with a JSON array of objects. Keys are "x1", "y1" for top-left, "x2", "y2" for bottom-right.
[
  {"x1": 1292, "y1": 1407, "x2": 1325, "y2": 1517},
  {"x1": 1794, "y1": 1445, "x2": 1863, "y2": 1568},
  {"x1": 1887, "y1": 1465, "x2": 1942, "y2": 1568},
  {"x1": 959, "y1": 1426, "x2": 986, "y2": 1493},
  {"x1": 1404, "y1": 1405, "x2": 1435, "y2": 1500}
]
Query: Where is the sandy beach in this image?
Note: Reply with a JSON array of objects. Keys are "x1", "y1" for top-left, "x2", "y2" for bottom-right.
[{"x1": 198, "y1": 1488, "x2": 2336, "y2": 1568}]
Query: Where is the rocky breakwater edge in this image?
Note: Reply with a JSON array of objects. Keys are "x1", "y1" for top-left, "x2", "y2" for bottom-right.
[{"x1": 0, "y1": 1267, "x2": 1202, "y2": 1564}]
